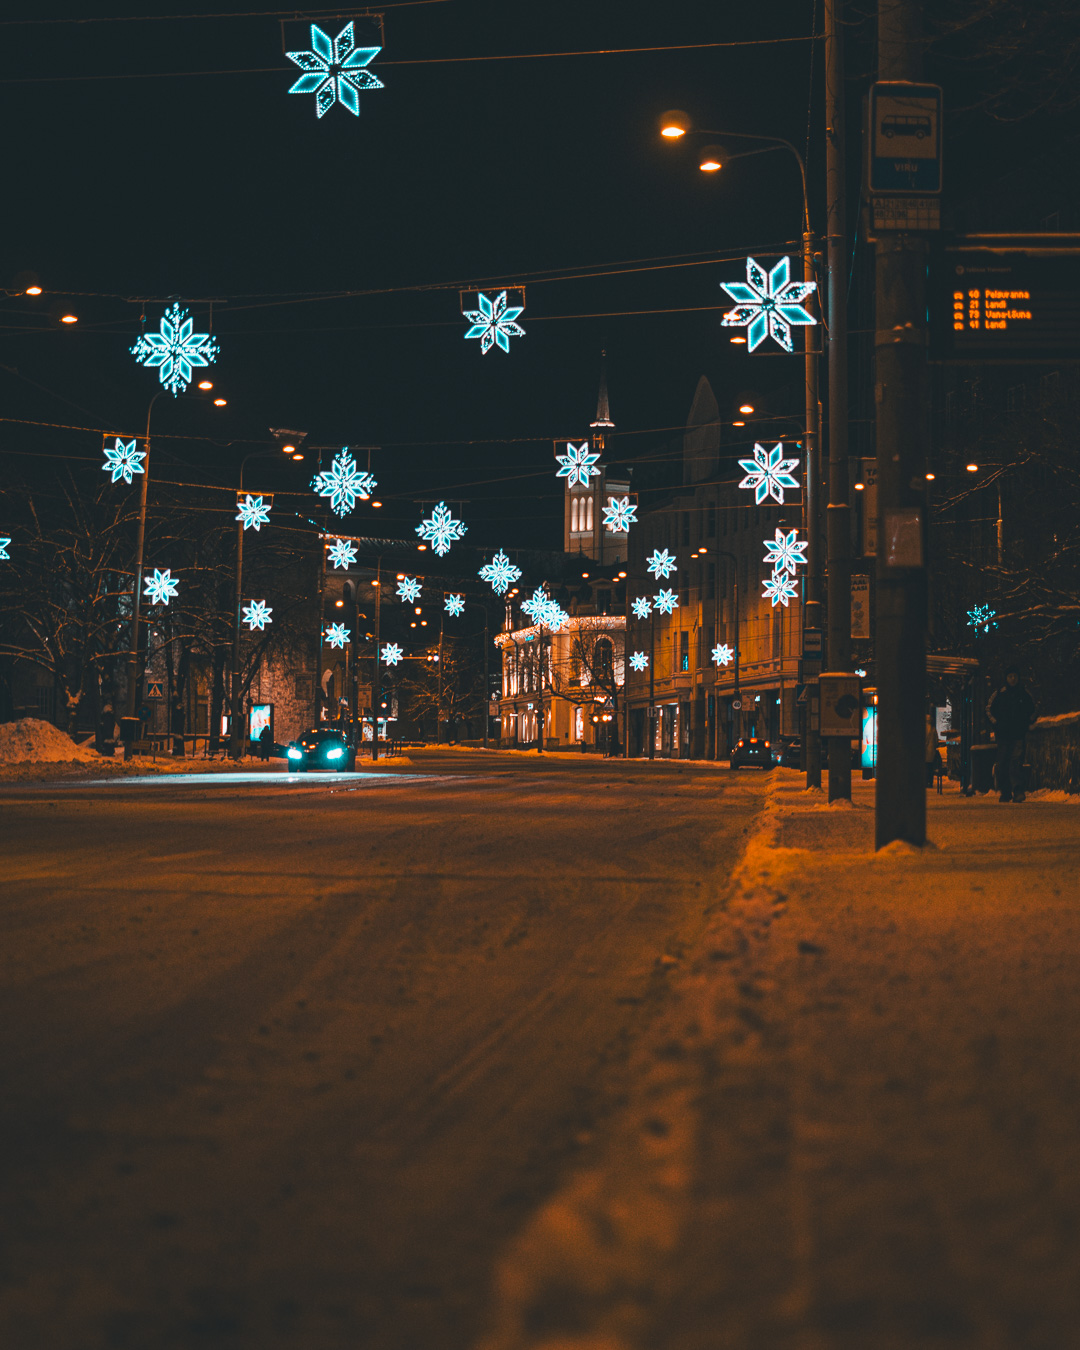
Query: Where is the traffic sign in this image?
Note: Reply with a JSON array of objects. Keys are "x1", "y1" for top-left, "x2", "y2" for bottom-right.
[
  {"x1": 869, "y1": 82, "x2": 942, "y2": 194},
  {"x1": 731, "y1": 697, "x2": 742, "y2": 711},
  {"x1": 145, "y1": 680, "x2": 164, "y2": 700}
]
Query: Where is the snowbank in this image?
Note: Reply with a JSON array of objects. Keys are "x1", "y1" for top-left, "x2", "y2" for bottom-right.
[{"x1": 0, "y1": 718, "x2": 99, "y2": 765}]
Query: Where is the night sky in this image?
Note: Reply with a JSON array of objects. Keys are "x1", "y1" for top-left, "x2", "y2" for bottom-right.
[{"x1": 3, "y1": 0, "x2": 824, "y2": 551}]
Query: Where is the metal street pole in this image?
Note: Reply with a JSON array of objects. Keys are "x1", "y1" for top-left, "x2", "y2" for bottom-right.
[
  {"x1": 874, "y1": 0, "x2": 929, "y2": 847},
  {"x1": 482, "y1": 604, "x2": 490, "y2": 749},
  {"x1": 436, "y1": 604, "x2": 444, "y2": 744},
  {"x1": 125, "y1": 392, "x2": 164, "y2": 720},
  {"x1": 803, "y1": 225, "x2": 824, "y2": 788},
  {"x1": 648, "y1": 608, "x2": 656, "y2": 760},
  {"x1": 230, "y1": 498, "x2": 245, "y2": 757},
  {"x1": 825, "y1": 0, "x2": 853, "y2": 802},
  {"x1": 715, "y1": 550, "x2": 741, "y2": 754},
  {"x1": 371, "y1": 558, "x2": 381, "y2": 762}
]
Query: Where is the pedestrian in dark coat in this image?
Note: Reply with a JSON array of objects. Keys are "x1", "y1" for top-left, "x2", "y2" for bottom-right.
[
  {"x1": 986, "y1": 666, "x2": 1037, "y2": 802},
  {"x1": 258, "y1": 723, "x2": 273, "y2": 762}
]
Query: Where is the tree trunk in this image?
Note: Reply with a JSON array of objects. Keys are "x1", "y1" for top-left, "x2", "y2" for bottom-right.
[{"x1": 208, "y1": 645, "x2": 227, "y2": 757}]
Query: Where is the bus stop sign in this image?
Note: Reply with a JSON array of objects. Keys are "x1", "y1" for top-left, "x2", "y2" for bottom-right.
[{"x1": 869, "y1": 82, "x2": 942, "y2": 193}]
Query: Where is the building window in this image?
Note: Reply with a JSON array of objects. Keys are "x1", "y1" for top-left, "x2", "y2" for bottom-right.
[
  {"x1": 707, "y1": 562, "x2": 716, "y2": 599},
  {"x1": 772, "y1": 610, "x2": 781, "y2": 658},
  {"x1": 707, "y1": 503, "x2": 717, "y2": 537},
  {"x1": 704, "y1": 624, "x2": 715, "y2": 664},
  {"x1": 575, "y1": 706, "x2": 584, "y2": 740},
  {"x1": 294, "y1": 675, "x2": 313, "y2": 700},
  {"x1": 680, "y1": 569, "x2": 690, "y2": 606},
  {"x1": 595, "y1": 637, "x2": 613, "y2": 678},
  {"x1": 597, "y1": 588, "x2": 611, "y2": 615},
  {"x1": 681, "y1": 511, "x2": 690, "y2": 545},
  {"x1": 680, "y1": 630, "x2": 690, "y2": 672},
  {"x1": 586, "y1": 495, "x2": 593, "y2": 532}
]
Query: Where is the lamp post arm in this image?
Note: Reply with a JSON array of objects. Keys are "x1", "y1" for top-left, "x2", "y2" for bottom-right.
[{"x1": 698, "y1": 129, "x2": 811, "y2": 236}]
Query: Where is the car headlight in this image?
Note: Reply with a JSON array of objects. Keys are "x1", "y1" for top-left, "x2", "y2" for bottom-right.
[
  {"x1": 287, "y1": 747, "x2": 302, "y2": 760},
  {"x1": 326, "y1": 747, "x2": 344, "y2": 760}
]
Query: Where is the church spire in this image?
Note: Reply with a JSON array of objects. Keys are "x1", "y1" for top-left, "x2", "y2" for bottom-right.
[{"x1": 590, "y1": 349, "x2": 614, "y2": 430}]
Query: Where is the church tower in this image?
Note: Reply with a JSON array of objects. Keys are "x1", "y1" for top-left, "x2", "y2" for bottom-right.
[{"x1": 562, "y1": 351, "x2": 631, "y2": 564}]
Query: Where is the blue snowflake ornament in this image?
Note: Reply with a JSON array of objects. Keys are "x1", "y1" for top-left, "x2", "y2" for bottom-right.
[
  {"x1": 416, "y1": 501, "x2": 466, "y2": 556},
  {"x1": 632, "y1": 597, "x2": 652, "y2": 620},
  {"x1": 654, "y1": 588, "x2": 679, "y2": 615},
  {"x1": 521, "y1": 587, "x2": 552, "y2": 625},
  {"x1": 738, "y1": 443, "x2": 801, "y2": 506},
  {"x1": 721, "y1": 255, "x2": 817, "y2": 353},
  {"x1": 967, "y1": 605, "x2": 998, "y2": 635},
  {"x1": 286, "y1": 23, "x2": 383, "y2": 119},
  {"x1": 479, "y1": 550, "x2": 521, "y2": 595},
  {"x1": 0, "y1": 537, "x2": 10, "y2": 561},
  {"x1": 313, "y1": 448, "x2": 375, "y2": 517},
  {"x1": 103, "y1": 438, "x2": 145, "y2": 484},
  {"x1": 143, "y1": 568, "x2": 179, "y2": 606},
  {"x1": 545, "y1": 602, "x2": 569, "y2": 632},
  {"x1": 763, "y1": 571, "x2": 799, "y2": 607},
  {"x1": 444, "y1": 593, "x2": 465, "y2": 617},
  {"x1": 763, "y1": 527, "x2": 808, "y2": 576},
  {"x1": 712, "y1": 643, "x2": 734, "y2": 667},
  {"x1": 602, "y1": 496, "x2": 637, "y2": 533},
  {"x1": 242, "y1": 599, "x2": 273, "y2": 631},
  {"x1": 646, "y1": 549, "x2": 678, "y2": 580},
  {"x1": 629, "y1": 651, "x2": 649, "y2": 672},
  {"x1": 397, "y1": 576, "x2": 421, "y2": 603},
  {"x1": 463, "y1": 291, "x2": 525, "y2": 355},
  {"x1": 381, "y1": 642, "x2": 403, "y2": 666},
  {"x1": 325, "y1": 622, "x2": 350, "y2": 649},
  {"x1": 327, "y1": 538, "x2": 358, "y2": 570},
  {"x1": 236, "y1": 494, "x2": 272, "y2": 531},
  {"x1": 555, "y1": 442, "x2": 601, "y2": 488},
  {"x1": 131, "y1": 305, "x2": 219, "y2": 397}
]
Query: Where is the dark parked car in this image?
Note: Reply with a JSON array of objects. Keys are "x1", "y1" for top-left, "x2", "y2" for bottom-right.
[
  {"x1": 730, "y1": 736, "x2": 773, "y2": 770},
  {"x1": 285, "y1": 727, "x2": 357, "y2": 772},
  {"x1": 774, "y1": 735, "x2": 802, "y2": 768}
]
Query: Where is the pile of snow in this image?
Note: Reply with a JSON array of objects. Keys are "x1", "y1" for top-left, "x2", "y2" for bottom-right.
[{"x1": 0, "y1": 718, "x2": 99, "y2": 764}]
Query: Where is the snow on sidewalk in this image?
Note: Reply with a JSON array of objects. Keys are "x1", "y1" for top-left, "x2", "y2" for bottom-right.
[{"x1": 476, "y1": 772, "x2": 1080, "y2": 1350}]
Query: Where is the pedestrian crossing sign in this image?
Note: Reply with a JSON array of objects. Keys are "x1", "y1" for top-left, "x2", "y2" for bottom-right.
[{"x1": 145, "y1": 680, "x2": 165, "y2": 700}]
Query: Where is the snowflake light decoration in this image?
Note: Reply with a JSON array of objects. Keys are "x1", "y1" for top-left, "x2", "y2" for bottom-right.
[
  {"x1": 444, "y1": 593, "x2": 465, "y2": 617},
  {"x1": 397, "y1": 576, "x2": 422, "y2": 603},
  {"x1": 721, "y1": 255, "x2": 817, "y2": 353},
  {"x1": 416, "y1": 501, "x2": 466, "y2": 556},
  {"x1": 325, "y1": 622, "x2": 350, "y2": 649},
  {"x1": 763, "y1": 527, "x2": 808, "y2": 576},
  {"x1": 143, "y1": 568, "x2": 179, "y2": 606},
  {"x1": 712, "y1": 643, "x2": 734, "y2": 667},
  {"x1": 242, "y1": 599, "x2": 273, "y2": 631},
  {"x1": 236, "y1": 494, "x2": 272, "y2": 532},
  {"x1": 632, "y1": 597, "x2": 652, "y2": 620},
  {"x1": 521, "y1": 587, "x2": 553, "y2": 625},
  {"x1": 312, "y1": 448, "x2": 375, "y2": 517},
  {"x1": 463, "y1": 291, "x2": 525, "y2": 355},
  {"x1": 738, "y1": 442, "x2": 801, "y2": 506},
  {"x1": 0, "y1": 537, "x2": 10, "y2": 561},
  {"x1": 646, "y1": 549, "x2": 678, "y2": 580},
  {"x1": 629, "y1": 651, "x2": 649, "y2": 672},
  {"x1": 555, "y1": 442, "x2": 601, "y2": 488},
  {"x1": 131, "y1": 304, "x2": 219, "y2": 397},
  {"x1": 102, "y1": 438, "x2": 145, "y2": 484},
  {"x1": 967, "y1": 604, "x2": 998, "y2": 634},
  {"x1": 327, "y1": 538, "x2": 358, "y2": 570},
  {"x1": 545, "y1": 602, "x2": 569, "y2": 632},
  {"x1": 763, "y1": 571, "x2": 799, "y2": 607},
  {"x1": 381, "y1": 642, "x2": 403, "y2": 666},
  {"x1": 602, "y1": 496, "x2": 637, "y2": 533},
  {"x1": 286, "y1": 22, "x2": 383, "y2": 119},
  {"x1": 654, "y1": 588, "x2": 679, "y2": 615},
  {"x1": 479, "y1": 550, "x2": 521, "y2": 595}
]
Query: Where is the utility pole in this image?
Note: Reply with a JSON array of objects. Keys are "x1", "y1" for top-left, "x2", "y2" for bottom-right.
[
  {"x1": 802, "y1": 225, "x2": 823, "y2": 788},
  {"x1": 482, "y1": 605, "x2": 490, "y2": 750},
  {"x1": 874, "y1": 0, "x2": 929, "y2": 846},
  {"x1": 825, "y1": 0, "x2": 853, "y2": 802},
  {"x1": 371, "y1": 559, "x2": 381, "y2": 762}
]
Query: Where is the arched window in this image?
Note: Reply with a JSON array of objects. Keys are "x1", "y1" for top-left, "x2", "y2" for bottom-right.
[
  {"x1": 595, "y1": 637, "x2": 613, "y2": 678},
  {"x1": 571, "y1": 496, "x2": 579, "y2": 532},
  {"x1": 585, "y1": 494, "x2": 594, "y2": 532}
]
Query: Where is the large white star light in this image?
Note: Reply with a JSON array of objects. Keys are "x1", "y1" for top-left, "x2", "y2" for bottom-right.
[
  {"x1": 629, "y1": 651, "x2": 649, "y2": 672},
  {"x1": 325, "y1": 622, "x2": 350, "y2": 648},
  {"x1": 444, "y1": 593, "x2": 465, "y2": 617},
  {"x1": 631, "y1": 597, "x2": 652, "y2": 620},
  {"x1": 646, "y1": 549, "x2": 678, "y2": 580},
  {"x1": 721, "y1": 255, "x2": 817, "y2": 353},
  {"x1": 381, "y1": 642, "x2": 403, "y2": 666},
  {"x1": 712, "y1": 643, "x2": 734, "y2": 667},
  {"x1": 313, "y1": 448, "x2": 375, "y2": 517},
  {"x1": 521, "y1": 587, "x2": 552, "y2": 625},
  {"x1": 654, "y1": 588, "x2": 679, "y2": 615},
  {"x1": 478, "y1": 550, "x2": 521, "y2": 595},
  {"x1": 286, "y1": 22, "x2": 383, "y2": 119},
  {"x1": 763, "y1": 571, "x2": 799, "y2": 607},
  {"x1": 242, "y1": 599, "x2": 273, "y2": 631},
  {"x1": 236, "y1": 494, "x2": 272, "y2": 531},
  {"x1": 555, "y1": 442, "x2": 601, "y2": 488},
  {"x1": 602, "y1": 496, "x2": 638, "y2": 533},
  {"x1": 397, "y1": 576, "x2": 422, "y2": 603},
  {"x1": 143, "y1": 568, "x2": 179, "y2": 606},
  {"x1": 416, "y1": 501, "x2": 466, "y2": 556},
  {"x1": 102, "y1": 438, "x2": 145, "y2": 484},
  {"x1": 463, "y1": 291, "x2": 525, "y2": 355},
  {"x1": 0, "y1": 537, "x2": 10, "y2": 561},
  {"x1": 738, "y1": 443, "x2": 801, "y2": 506},
  {"x1": 763, "y1": 527, "x2": 808, "y2": 576},
  {"x1": 327, "y1": 538, "x2": 358, "y2": 570},
  {"x1": 131, "y1": 304, "x2": 219, "y2": 397}
]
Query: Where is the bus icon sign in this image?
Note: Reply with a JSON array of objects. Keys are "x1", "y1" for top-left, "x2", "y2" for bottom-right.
[{"x1": 869, "y1": 82, "x2": 941, "y2": 193}]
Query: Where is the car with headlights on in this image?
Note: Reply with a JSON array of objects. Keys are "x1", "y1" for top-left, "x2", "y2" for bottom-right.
[
  {"x1": 730, "y1": 736, "x2": 773, "y2": 770},
  {"x1": 285, "y1": 727, "x2": 357, "y2": 772}
]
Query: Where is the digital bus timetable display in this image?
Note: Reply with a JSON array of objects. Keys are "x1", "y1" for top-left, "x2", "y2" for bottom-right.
[{"x1": 931, "y1": 244, "x2": 1080, "y2": 361}]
